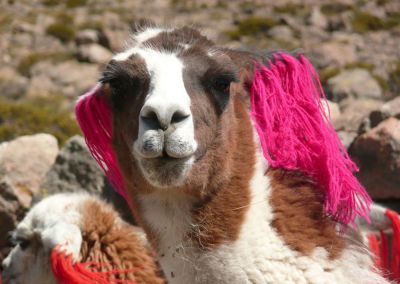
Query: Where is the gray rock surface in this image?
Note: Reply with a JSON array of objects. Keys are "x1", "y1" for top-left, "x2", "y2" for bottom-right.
[
  {"x1": 29, "y1": 60, "x2": 99, "y2": 97},
  {"x1": 39, "y1": 135, "x2": 105, "y2": 196},
  {"x1": 77, "y1": 43, "x2": 112, "y2": 64},
  {"x1": 312, "y1": 42, "x2": 357, "y2": 68},
  {"x1": 0, "y1": 67, "x2": 28, "y2": 99},
  {"x1": 0, "y1": 134, "x2": 58, "y2": 207},
  {"x1": 327, "y1": 69, "x2": 382, "y2": 101}
]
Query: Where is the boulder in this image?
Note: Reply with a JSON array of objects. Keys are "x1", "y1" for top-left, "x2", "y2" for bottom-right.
[
  {"x1": 0, "y1": 67, "x2": 28, "y2": 99},
  {"x1": 0, "y1": 182, "x2": 25, "y2": 263},
  {"x1": 29, "y1": 60, "x2": 99, "y2": 98},
  {"x1": 77, "y1": 43, "x2": 112, "y2": 64},
  {"x1": 308, "y1": 7, "x2": 327, "y2": 30},
  {"x1": 327, "y1": 69, "x2": 382, "y2": 101},
  {"x1": 75, "y1": 29, "x2": 100, "y2": 45},
  {"x1": 39, "y1": 135, "x2": 105, "y2": 196},
  {"x1": 350, "y1": 118, "x2": 400, "y2": 200},
  {"x1": 381, "y1": 96, "x2": 400, "y2": 118},
  {"x1": 311, "y1": 41, "x2": 357, "y2": 68},
  {"x1": 334, "y1": 98, "x2": 382, "y2": 133},
  {"x1": 0, "y1": 134, "x2": 59, "y2": 207},
  {"x1": 267, "y1": 25, "x2": 293, "y2": 42}
]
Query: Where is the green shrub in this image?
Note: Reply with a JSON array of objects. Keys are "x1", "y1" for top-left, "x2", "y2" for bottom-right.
[
  {"x1": 321, "y1": 3, "x2": 354, "y2": 15},
  {"x1": 17, "y1": 52, "x2": 73, "y2": 77},
  {"x1": 388, "y1": 62, "x2": 400, "y2": 94},
  {"x1": 319, "y1": 66, "x2": 340, "y2": 84},
  {"x1": 352, "y1": 12, "x2": 385, "y2": 32},
  {"x1": 0, "y1": 97, "x2": 80, "y2": 145},
  {"x1": 46, "y1": 23, "x2": 75, "y2": 42},
  {"x1": 344, "y1": 61, "x2": 374, "y2": 72},
  {"x1": 42, "y1": 0, "x2": 60, "y2": 6},
  {"x1": 66, "y1": 0, "x2": 87, "y2": 8},
  {"x1": 225, "y1": 16, "x2": 278, "y2": 40},
  {"x1": 274, "y1": 3, "x2": 307, "y2": 15}
]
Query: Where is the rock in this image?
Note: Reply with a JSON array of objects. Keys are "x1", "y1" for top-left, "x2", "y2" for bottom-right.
[
  {"x1": 75, "y1": 29, "x2": 100, "y2": 45},
  {"x1": 0, "y1": 67, "x2": 28, "y2": 99},
  {"x1": 37, "y1": 135, "x2": 135, "y2": 224},
  {"x1": 327, "y1": 69, "x2": 383, "y2": 101},
  {"x1": 350, "y1": 118, "x2": 400, "y2": 200},
  {"x1": 308, "y1": 7, "x2": 327, "y2": 29},
  {"x1": 267, "y1": 25, "x2": 293, "y2": 42},
  {"x1": 77, "y1": 43, "x2": 113, "y2": 64},
  {"x1": 322, "y1": 100, "x2": 341, "y2": 123},
  {"x1": 0, "y1": 134, "x2": 59, "y2": 207},
  {"x1": 337, "y1": 131, "x2": 357, "y2": 149},
  {"x1": 102, "y1": 29, "x2": 130, "y2": 52},
  {"x1": 30, "y1": 60, "x2": 99, "y2": 98},
  {"x1": 311, "y1": 41, "x2": 357, "y2": 68},
  {"x1": 381, "y1": 96, "x2": 400, "y2": 118},
  {"x1": 39, "y1": 135, "x2": 105, "y2": 196},
  {"x1": 0, "y1": 182, "x2": 25, "y2": 263},
  {"x1": 334, "y1": 98, "x2": 382, "y2": 133}
]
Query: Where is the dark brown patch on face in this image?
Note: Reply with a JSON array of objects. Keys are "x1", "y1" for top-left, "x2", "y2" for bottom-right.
[
  {"x1": 268, "y1": 169, "x2": 346, "y2": 259},
  {"x1": 79, "y1": 199, "x2": 165, "y2": 283}
]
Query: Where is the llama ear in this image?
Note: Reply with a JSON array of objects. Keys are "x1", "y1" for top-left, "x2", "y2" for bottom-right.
[
  {"x1": 249, "y1": 52, "x2": 371, "y2": 226},
  {"x1": 75, "y1": 84, "x2": 128, "y2": 202}
]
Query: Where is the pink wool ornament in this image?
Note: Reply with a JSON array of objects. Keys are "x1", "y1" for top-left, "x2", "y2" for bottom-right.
[
  {"x1": 75, "y1": 52, "x2": 371, "y2": 226},
  {"x1": 75, "y1": 84, "x2": 128, "y2": 202},
  {"x1": 250, "y1": 52, "x2": 371, "y2": 225}
]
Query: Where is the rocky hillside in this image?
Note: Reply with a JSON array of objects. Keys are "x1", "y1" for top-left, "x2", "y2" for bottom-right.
[{"x1": 0, "y1": 0, "x2": 399, "y2": 265}]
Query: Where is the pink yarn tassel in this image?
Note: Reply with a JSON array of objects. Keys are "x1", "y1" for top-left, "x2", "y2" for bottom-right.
[
  {"x1": 250, "y1": 52, "x2": 371, "y2": 225},
  {"x1": 75, "y1": 84, "x2": 128, "y2": 201}
]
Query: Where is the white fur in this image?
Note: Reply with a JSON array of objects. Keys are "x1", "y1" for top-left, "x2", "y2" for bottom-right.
[
  {"x1": 138, "y1": 128, "x2": 391, "y2": 284},
  {"x1": 2, "y1": 193, "x2": 90, "y2": 284}
]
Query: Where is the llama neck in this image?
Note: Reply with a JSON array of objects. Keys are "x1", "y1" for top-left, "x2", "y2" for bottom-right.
[{"x1": 137, "y1": 143, "x2": 272, "y2": 283}]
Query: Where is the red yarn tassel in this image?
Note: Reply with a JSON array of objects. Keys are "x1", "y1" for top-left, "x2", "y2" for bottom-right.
[
  {"x1": 51, "y1": 246, "x2": 138, "y2": 284},
  {"x1": 368, "y1": 234, "x2": 383, "y2": 270},
  {"x1": 386, "y1": 209, "x2": 400, "y2": 281}
]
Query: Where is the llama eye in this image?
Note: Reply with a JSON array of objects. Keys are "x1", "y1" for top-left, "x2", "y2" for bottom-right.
[
  {"x1": 16, "y1": 237, "x2": 30, "y2": 250},
  {"x1": 213, "y1": 78, "x2": 231, "y2": 93}
]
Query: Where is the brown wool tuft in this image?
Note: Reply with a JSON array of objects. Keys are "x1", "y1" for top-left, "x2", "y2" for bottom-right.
[
  {"x1": 79, "y1": 199, "x2": 165, "y2": 283},
  {"x1": 269, "y1": 169, "x2": 346, "y2": 259}
]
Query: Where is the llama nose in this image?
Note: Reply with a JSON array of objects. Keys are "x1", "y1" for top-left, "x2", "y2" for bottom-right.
[{"x1": 140, "y1": 103, "x2": 190, "y2": 131}]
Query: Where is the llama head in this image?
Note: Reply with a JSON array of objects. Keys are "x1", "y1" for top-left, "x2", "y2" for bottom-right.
[
  {"x1": 97, "y1": 26, "x2": 244, "y2": 193},
  {"x1": 76, "y1": 24, "x2": 371, "y2": 224},
  {"x1": 1, "y1": 194, "x2": 84, "y2": 284}
]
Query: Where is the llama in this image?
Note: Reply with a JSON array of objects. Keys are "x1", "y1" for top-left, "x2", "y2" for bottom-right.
[
  {"x1": 76, "y1": 25, "x2": 398, "y2": 283},
  {"x1": 1, "y1": 193, "x2": 164, "y2": 284}
]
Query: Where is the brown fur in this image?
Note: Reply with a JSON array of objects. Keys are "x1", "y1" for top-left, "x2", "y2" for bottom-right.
[
  {"x1": 188, "y1": 84, "x2": 255, "y2": 249},
  {"x1": 79, "y1": 199, "x2": 165, "y2": 283},
  {"x1": 269, "y1": 169, "x2": 346, "y2": 259}
]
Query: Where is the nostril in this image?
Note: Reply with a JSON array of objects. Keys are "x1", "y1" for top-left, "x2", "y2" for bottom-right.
[
  {"x1": 171, "y1": 111, "x2": 189, "y2": 124},
  {"x1": 141, "y1": 110, "x2": 163, "y2": 129}
]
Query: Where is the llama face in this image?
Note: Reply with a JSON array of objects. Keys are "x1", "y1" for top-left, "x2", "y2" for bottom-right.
[
  {"x1": 105, "y1": 27, "x2": 239, "y2": 190},
  {"x1": 2, "y1": 230, "x2": 57, "y2": 284}
]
